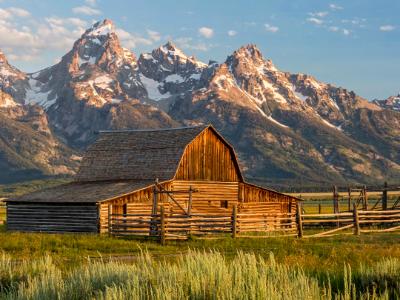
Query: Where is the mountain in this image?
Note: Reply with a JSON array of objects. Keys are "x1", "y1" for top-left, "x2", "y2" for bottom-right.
[
  {"x1": 0, "y1": 90, "x2": 79, "y2": 183},
  {"x1": 0, "y1": 19, "x2": 399, "y2": 185},
  {"x1": 373, "y1": 94, "x2": 400, "y2": 112}
]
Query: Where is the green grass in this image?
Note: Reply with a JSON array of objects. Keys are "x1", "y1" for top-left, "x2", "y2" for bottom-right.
[{"x1": 0, "y1": 250, "x2": 399, "y2": 299}]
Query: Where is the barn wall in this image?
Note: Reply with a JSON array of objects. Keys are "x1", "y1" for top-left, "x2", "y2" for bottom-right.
[
  {"x1": 175, "y1": 128, "x2": 240, "y2": 182},
  {"x1": 7, "y1": 202, "x2": 99, "y2": 233},
  {"x1": 239, "y1": 183, "x2": 297, "y2": 214}
]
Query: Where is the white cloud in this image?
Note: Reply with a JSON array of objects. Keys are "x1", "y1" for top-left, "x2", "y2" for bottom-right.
[
  {"x1": 116, "y1": 28, "x2": 159, "y2": 49},
  {"x1": 176, "y1": 37, "x2": 211, "y2": 51},
  {"x1": 7, "y1": 7, "x2": 30, "y2": 18},
  {"x1": 380, "y1": 25, "x2": 395, "y2": 32},
  {"x1": 0, "y1": 7, "x2": 30, "y2": 19},
  {"x1": 85, "y1": 0, "x2": 97, "y2": 6},
  {"x1": 146, "y1": 29, "x2": 161, "y2": 42},
  {"x1": 227, "y1": 30, "x2": 237, "y2": 37},
  {"x1": 309, "y1": 11, "x2": 328, "y2": 18},
  {"x1": 264, "y1": 23, "x2": 279, "y2": 33},
  {"x1": 342, "y1": 29, "x2": 350, "y2": 35},
  {"x1": 198, "y1": 27, "x2": 214, "y2": 38},
  {"x1": 72, "y1": 6, "x2": 101, "y2": 16},
  {"x1": 329, "y1": 4, "x2": 343, "y2": 10},
  {"x1": 329, "y1": 26, "x2": 339, "y2": 32},
  {"x1": 307, "y1": 17, "x2": 324, "y2": 25}
]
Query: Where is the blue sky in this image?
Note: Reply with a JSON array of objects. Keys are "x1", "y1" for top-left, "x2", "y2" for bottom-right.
[{"x1": 0, "y1": 0, "x2": 399, "y2": 99}]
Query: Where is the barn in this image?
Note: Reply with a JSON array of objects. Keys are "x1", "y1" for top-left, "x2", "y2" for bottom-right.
[{"x1": 6, "y1": 125, "x2": 300, "y2": 233}]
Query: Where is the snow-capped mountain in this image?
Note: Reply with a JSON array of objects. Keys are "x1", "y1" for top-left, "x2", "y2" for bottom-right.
[
  {"x1": 0, "y1": 19, "x2": 399, "y2": 185},
  {"x1": 373, "y1": 94, "x2": 400, "y2": 111}
]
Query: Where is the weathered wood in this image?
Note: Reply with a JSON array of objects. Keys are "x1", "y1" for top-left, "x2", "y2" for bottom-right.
[
  {"x1": 383, "y1": 181, "x2": 388, "y2": 211},
  {"x1": 160, "y1": 206, "x2": 166, "y2": 245},
  {"x1": 353, "y1": 203, "x2": 360, "y2": 236},
  {"x1": 232, "y1": 205, "x2": 237, "y2": 238},
  {"x1": 296, "y1": 203, "x2": 303, "y2": 238}
]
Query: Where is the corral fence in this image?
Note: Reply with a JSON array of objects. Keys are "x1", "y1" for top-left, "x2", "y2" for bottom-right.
[
  {"x1": 109, "y1": 203, "x2": 400, "y2": 244},
  {"x1": 0, "y1": 198, "x2": 6, "y2": 225}
]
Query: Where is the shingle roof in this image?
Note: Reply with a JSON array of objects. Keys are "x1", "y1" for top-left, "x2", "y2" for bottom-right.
[
  {"x1": 76, "y1": 125, "x2": 208, "y2": 182},
  {"x1": 7, "y1": 180, "x2": 156, "y2": 203}
]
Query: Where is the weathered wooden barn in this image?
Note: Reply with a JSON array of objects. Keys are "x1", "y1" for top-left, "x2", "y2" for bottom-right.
[{"x1": 6, "y1": 125, "x2": 300, "y2": 233}]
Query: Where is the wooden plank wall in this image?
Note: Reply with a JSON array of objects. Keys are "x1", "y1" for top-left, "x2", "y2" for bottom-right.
[
  {"x1": 239, "y1": 183, "x2": 297, "y2": 214},
  {"x1": 7, "y1": 202, "x2": 99, "y2": 233},
  {"x1": 175, "y1": 128, "x2": 240, "y2": 182},
  {"x1": 172, "y1": 180, "x2": 239, "y2": 214}
]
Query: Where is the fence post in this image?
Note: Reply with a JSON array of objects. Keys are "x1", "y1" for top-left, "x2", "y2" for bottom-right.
[
  {"x1": 160, "y1": 206, "x2": 166, "y2": 245},
  {"x1": 333, "y1": 185, "x2": 339, "y2": 214},
  {"x1": 348, "y1": 187, "x2": 351, "y2": 212},
  {"x1": 363, "y1": 185, "x2": 368, "y2": 210},
  {"x1": 188, "y1": 185, "x2": 193, "y2": 216},
  {"x1": 296, "y1": 203, "x2": 303, "y2": 238},
  {"x1": 318, "y1": 203, "x2": 322, "y2": 214},
  {"x1": 382, "y1": 182, "x2": 388, "y2": 211},
  {"x1": 108, "y1": 204, "x2": 112, "y2": 236},
  {"x1": 232, "y1": 204, "x2": 238, "y2": 238},
  {"x1": 353, "y1": 203, "x2": 360, "y2": 236}
]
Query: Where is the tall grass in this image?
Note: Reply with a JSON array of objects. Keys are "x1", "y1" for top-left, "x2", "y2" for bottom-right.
[{"x1": 0, "y1": 251, "x2": 398, "y2": 299}]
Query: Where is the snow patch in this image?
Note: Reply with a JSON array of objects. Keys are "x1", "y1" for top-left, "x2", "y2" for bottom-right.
[
  {"x1": 25, "y1": 78, "x2": 55, "y2": 109},
  {"x1": 139, "y1": 74, "x2": 171, "y2": 100}
]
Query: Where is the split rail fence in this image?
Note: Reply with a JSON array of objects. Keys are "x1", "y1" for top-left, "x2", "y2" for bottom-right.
[{"x1": 109, "y1": 204, "x2": 400, "y2": 244}]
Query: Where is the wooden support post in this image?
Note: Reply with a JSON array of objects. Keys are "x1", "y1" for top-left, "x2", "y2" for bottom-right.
[
  {"x1": 364, "y1": 185, "x2": 368, "y2": 210},
  {"x1": 160, "y1": 206, "x2": 166, "y2": 245},
  {"x1": 333, "y1": 185, "x2": 339, "y2": 214},
  {"x1": 188, "y1": 185, "x2": 193, "y2": 216},
  {"x1": 232, "y1": 204, "x2": 238, "y2": 238},
  {"x1": 296, "y1": 203, "x2": 303, "y2": 238},
  {"x1": 382, "y1": 182, "x2": 388, "y2": 211},
  {"x1": 353, "y1": 203, "x2": 360, "y2": 236},
  {"x1": 108, "y1": 204, "x2": 112, "y2": 236},
  {"x1": 348, "y1": 187, "x2": 351, "y2": 212},
  {"x1": 150, "y1": 179, "x2": 159, "y2": 236},
  {"x1": 318, "y1": 203, "x2": 322, "y2": 214}
]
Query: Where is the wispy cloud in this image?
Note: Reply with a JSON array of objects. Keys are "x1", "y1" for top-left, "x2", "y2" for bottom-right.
[
  {"x1": 329, "y1": 4, "x2": 343, "y2": 11},
  {"x1": 307, "y1": 17, "x2": 324, "y2": 25},
  {"x1": 227, "y1": 30, "x2": 237, "y2": 37},
  {"x1": 309, "y1": 11, "x2": 329, "y2": 18},
  {"x1": 379, "y1": 25, "x2": 395, "y2": 32},
  {"x1": 198, "y1": 27, "x2": 214, "y2": 38},
  {"x1": 84, "y1": 0, "x2": 97, "y2": 6},
  {"x1": 342, "y1": 29, "x2": 350, "y2": 35},
  {"x1": 176, "y1": 37, "x2": 211, "y2": 51},
  {"x1": 72, "y1": 6, "x2": 101, "y2": 16},
  {"x1": 264, "y1": 23, "x2": 279, "y2": 33},
  {"x1": 328, "y1": 26, "x2": 339, "y2": 32},
  {"x1": 0, "y1": 7, "x2": 31, "y2": 19}
]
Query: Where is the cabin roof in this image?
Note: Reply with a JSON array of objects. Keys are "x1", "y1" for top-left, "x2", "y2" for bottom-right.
[
  {"x1": 6, "y1": 180, "x2": 156, "y2": 203},
  {"x1": 75, "y1": 125, "x2": 209, "y2": 182}
]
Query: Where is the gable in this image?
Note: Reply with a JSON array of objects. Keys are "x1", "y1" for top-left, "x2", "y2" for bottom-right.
[{"x1": 174, "y1": 127, "x2": 243, "y2": 182}]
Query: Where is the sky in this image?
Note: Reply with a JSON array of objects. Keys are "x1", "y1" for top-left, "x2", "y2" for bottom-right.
[{"x1": 0, "y1": 0, "x2": 399, "y2": 100}]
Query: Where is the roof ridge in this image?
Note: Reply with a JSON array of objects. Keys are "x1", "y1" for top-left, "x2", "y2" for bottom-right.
[{"x1": 98, "y1": 125, "x2": 208, "y2": 134}]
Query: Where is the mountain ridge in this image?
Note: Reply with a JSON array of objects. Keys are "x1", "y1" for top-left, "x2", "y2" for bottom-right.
[{"x1": 0, "y1": 19, "x2": 399, "y2": 185}]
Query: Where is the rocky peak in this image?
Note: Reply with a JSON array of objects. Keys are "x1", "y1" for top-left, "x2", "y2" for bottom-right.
[{"x1": 83, "y1": 19, "x2": 116, "y2": 38}]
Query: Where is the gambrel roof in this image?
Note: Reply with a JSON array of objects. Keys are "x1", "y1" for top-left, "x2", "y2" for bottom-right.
[{"x1": 76, "y1": 125, "x2": 243, "y2": 182}]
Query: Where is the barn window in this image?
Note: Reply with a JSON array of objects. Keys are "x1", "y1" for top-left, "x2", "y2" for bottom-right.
[{"x1": 220, "y1": 200, "x2": 228, "y2": 208}]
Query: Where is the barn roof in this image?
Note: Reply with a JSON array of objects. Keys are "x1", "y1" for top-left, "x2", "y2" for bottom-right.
[
  {"x1": 75, "y1": 125, "x2": 242, "y2": 182},
  {"x1": 7, "y1": 180, "x2": 156, "y2": 203}
]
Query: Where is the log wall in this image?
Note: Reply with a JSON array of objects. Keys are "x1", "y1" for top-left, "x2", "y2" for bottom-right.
[
  {"x1": 7, "y1": 202, "x2": 99, "y2": 233},
  {"x1": 175, "y1": 128, "x2": 240, "y2": 182}
]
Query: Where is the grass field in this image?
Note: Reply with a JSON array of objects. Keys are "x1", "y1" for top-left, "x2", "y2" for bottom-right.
[{"x1": 0, "y1": 228, "x2": 399, "y2": 299}]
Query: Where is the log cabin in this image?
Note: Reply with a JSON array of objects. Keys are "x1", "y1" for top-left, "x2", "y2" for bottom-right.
[{"x1": 5, "y1": 125, "x2": 300, "y2": 233}]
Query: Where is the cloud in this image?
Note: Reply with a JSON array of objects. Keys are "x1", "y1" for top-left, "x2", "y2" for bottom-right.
[
  {"x1": 264, "y1": 23, "x2": 279, "y2": 33},
  {"x1": 307, "y1": 17, "x2": 324, "y2": 25},
  {"x1": 380, "y1": 25, "x2": 395, "y2": 32},
  {"x1": 227, "y1": 30, "x2": 237, "y2": 37},
  {"x1": 116, "y1": 28, "x2": 161, "y2": 49},
  {"x1": 0, "y1": 7, "x2": 30, "y2": 19},
  {"x1": 175, "y1": 37, "x2": 211, "y2": 51},
  {"x1": 198, "y1": 27, "x2": 214, "y2": 38},
  {"x1": 146, "y1": 29, "x2": 161, "y2": 42},
  {"x1": 85, "y1": 0, "x2": 97, "y2": 6},
  {"x1": 6, "y1": 7, "x2": 30, "y2": 18},
  {"x1": 72, "y1": 6, "x2": 101, "y2": 16},
  {"x1": 329, "y1": 4, "x2": 343, "y2": 10},
  {"x1": 329, "y1": 26, "x2": 339, "y2": 32},
  {"x1": 342, "y1": 29, "x2": 350, "y2": 35},
  {"x1": 309, "y1": 11, "x2": 328, "y2": 18}
]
